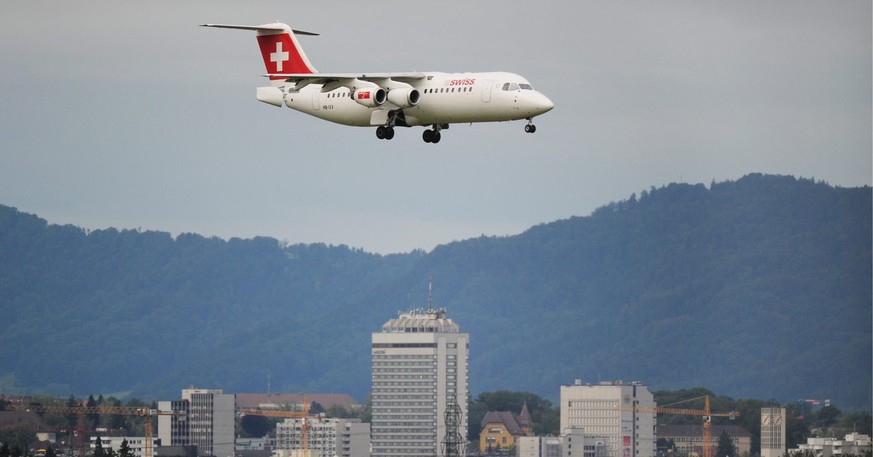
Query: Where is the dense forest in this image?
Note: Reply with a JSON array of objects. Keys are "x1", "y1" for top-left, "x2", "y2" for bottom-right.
[{"x1": 0, "y1": 174, "x2": 870, "y2": 411}]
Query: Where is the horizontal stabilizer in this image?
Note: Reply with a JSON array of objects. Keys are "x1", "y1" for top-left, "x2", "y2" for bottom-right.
[{"x1": 200, "y1": 23, "x2": 319, "y2": 36}]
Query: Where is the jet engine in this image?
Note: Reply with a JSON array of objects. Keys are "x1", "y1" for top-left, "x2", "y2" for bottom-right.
[
  {"x1": 386, "y1": 88, "x2": 420, "y2": 108},
  {"x1": 352, "y1": 88, "x2": 386, "y2": 107}
]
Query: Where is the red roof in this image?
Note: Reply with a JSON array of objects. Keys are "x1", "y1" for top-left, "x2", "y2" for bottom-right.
[{"x1": 235, "y1": 393, "x2": 358, "y2": 410}]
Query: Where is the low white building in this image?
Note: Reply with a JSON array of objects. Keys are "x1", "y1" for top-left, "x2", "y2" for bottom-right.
[
  {"x1": 790, "y1": 433, "x2": 872, "y2": 457},
  {"x1": 517, "y1": 428, "x2": 608, "y2": 457},
  {"x1": 89, "y1": 437, "x2": 159, "y2": 457}
]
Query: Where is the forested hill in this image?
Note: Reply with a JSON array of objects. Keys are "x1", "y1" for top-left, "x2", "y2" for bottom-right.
[{"x1": 0, "y1": 174, "x2": 870, "y2": 410}]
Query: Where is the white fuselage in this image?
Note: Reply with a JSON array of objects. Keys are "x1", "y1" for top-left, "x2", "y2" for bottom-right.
[{"x1": 278, "y1": 71, "x2": 553, "y2": 127}]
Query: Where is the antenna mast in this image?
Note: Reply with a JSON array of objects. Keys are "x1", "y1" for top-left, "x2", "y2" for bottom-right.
[{"x1": 428, "y1": 274, "x2": 434, "y2": 311}]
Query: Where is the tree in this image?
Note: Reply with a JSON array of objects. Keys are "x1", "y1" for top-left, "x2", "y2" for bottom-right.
[
  {"x1": 308, "y1": 401, "x2": 324, "y2": 415},
  {"x1": 118, "y1": 439, "x2": 133, "y2": 457},
  {"x1": 0, "y1": 442, "x2": 10, "y2": 457},
  {"x1": 93, "y1": 437, "x2": 104, "y2": 457},
  {"x1": 65, "y1": 395, "x2": 80, "y2": 430},
  {"x1": 716, "y1": 431, "x2": 736, "y2": 457},
  {"x1": 239, "y1": 415, "x2": 272, "y2": 438},
  {"x1": 325, "y1": 404, "x2": 353, "y2": 418},
  {"x1": 86, "y1": 395, "x2": 99, "y2": 430}
]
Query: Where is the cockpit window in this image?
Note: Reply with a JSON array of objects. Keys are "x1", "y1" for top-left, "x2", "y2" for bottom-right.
[
  {"x1": 509, "y1": 83, "x2": 520, "y2": 91},
  {"x1": 520, "y1": 83, "x2": 533, "y2": 90},
  {"x1": 502, "y1": 82, "x2": 510, "y2": 91}
]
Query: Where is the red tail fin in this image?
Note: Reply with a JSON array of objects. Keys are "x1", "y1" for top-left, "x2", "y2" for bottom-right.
[
  {"x1": 202, "y1": 22, "x2": 318, "y2": 75},
  {"x1": 256, "y1": 29, "x2": 316, "y2": 75}
]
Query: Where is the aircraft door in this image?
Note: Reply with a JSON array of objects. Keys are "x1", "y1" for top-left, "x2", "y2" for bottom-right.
[
  {"x1": 481, "y1": 80, "x2": 494, "y2": 103},
  {"x1": 311, "y1": 91, "x2": 321, "y2": 110}
]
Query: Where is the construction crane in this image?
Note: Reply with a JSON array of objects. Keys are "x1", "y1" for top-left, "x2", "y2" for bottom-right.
[
  {"x1": 239, "y1": 399, "x2": 313, "y2": 457},
  {"x1": 8, "y1": 403, "x2": 182, "y2": 457},
  {"x1": 619, "y1": 395, "x2": 739, "y2": 457}
]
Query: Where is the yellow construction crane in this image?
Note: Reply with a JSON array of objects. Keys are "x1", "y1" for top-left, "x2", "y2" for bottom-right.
[
  {"x1": 239, "y1": 399, "x2": 313, "y2": 457},
  {"x1": 620, "y1": 395, "x2": 739, "y2": 457},
  {"x1": 8, "y1": 403, "x2": 182, "y2": 457}
]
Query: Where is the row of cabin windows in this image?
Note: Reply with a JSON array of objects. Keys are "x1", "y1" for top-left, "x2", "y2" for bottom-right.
[{"x1": 424, "y1": 87, "x2": 474, "y2": 94}]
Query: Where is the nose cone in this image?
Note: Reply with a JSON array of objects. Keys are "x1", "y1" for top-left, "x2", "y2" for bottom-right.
[
  {"x1": 527, "y1": 91, "x2": 555, "y2": 116},
  {"x1": 538, "y1": 93, "x2": 555, "y2": 113}
]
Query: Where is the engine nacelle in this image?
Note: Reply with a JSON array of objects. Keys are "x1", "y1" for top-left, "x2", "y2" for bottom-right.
[
  {"x1": 386, "y1": 88, "x2": 420, "y2": 108},
  {"x1": 352, "y1": 88, "x2": 386, "y2": 107}
]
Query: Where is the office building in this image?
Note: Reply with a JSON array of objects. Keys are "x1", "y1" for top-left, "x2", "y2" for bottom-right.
[
  {"x1": 371, "y1": 307, "x2": 469, "y2": 457},
  {"x1": 158, "y1": 388, "x2": 235, "y2": 457},
  {"x1": 560, "y1": 380, "x2": 656, "y2": 457}
]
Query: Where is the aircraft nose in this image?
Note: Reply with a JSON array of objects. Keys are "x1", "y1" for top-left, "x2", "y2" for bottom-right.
[{"x1": 531, "y1": 92, "x2": 554, "y2": 115}]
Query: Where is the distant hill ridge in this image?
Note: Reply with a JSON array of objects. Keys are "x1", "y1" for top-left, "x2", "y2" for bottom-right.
[{"x1": 0, "y1": 174, "x2": 869, "y2": 410}]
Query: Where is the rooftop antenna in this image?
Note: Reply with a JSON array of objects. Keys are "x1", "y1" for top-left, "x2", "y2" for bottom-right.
[{"x1": 428, "y1": 273, "x2": 434, "y2": 311}]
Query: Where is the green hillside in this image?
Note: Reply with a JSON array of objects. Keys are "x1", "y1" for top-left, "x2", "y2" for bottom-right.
[{"x1": 0, "y1": 174, "x2": 869, "y2": 410}]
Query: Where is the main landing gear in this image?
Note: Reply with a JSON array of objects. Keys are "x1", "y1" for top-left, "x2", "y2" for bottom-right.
[
  {"x1": 375, "y1": 125, "x2": 395, "y2": 140},
  {"x1": 524, "y1": 118, "x2": 537, "y2": 133},
  {"x1": 422, "y1": 128, "x2": 441, "y2": 144}
]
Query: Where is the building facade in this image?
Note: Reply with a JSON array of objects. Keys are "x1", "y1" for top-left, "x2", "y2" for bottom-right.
[
  {"x1": 560, "y1": 380, "x2": 656, "y2": 457},
  {"x1": 158, "y1": 388, "x2": 235, "y2": 457},
  {"x1": 790, "y1": 433, "x2": 872, "y2": 457},
  {"x1": 89, "y1": 436, "x2": 160, "y2": 457},
  {"x1": 479, "y1": 404, "x2": 533, "y2": 453},
  {"x1": 517, "y1": 428, "x2": 608, "y2": 457},
  {"x1": 275, "y1": 417, "x2": 369, "y2": 457},
  {"x1": 760, "y1": 408, "x2": 786, "y2": 457},
  {"x1": 371, "y1": 308, "x2": 469, "y2": 457},
  {"x1": 657, "y1": 425, "x2": 752, "y2": 457}
]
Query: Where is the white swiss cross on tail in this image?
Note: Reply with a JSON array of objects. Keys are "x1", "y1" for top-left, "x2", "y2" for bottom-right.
[{"x1": 270, "y1": 41, "x2": 289, "y2": 72}]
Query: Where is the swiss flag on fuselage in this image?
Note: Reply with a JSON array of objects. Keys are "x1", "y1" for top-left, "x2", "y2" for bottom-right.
[{"x1": 256, "y1": 33, "x2": 313, "y2": 74}]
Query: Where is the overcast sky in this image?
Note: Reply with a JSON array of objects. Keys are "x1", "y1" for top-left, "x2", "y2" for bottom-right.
[{"x1": 1, "y1": 1, "x2": 870, "y2": 254}]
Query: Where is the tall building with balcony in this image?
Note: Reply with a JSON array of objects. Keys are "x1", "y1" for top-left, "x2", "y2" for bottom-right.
[
  {"x1": 158, "y1": 388, "x2": 235, "y2": 457},
  {"x1": 275, "y1": 417, "x2": 369, "y2": 457},
  {"x1": 560, "y1": 380, "x2": 656, "y2": 457},
  {"x1": 371, "y1": 307, "x2": 469, "y2": 457}
]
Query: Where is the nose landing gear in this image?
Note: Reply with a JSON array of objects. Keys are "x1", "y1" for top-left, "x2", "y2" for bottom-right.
[{"x1": 524, "y1": 118, "x2": 537, "y2": 133}]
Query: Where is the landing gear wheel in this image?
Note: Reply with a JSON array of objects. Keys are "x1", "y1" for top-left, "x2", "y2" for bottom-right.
[
  {"x1": 377, "y1": 126, "x2": 396, "y2": 140},
  {"x1": 524, "y1": 124, "x2": 537, "y2": 133},
  {"x1": 423, "y1": 127, "x2": 443, "y2": 144}
]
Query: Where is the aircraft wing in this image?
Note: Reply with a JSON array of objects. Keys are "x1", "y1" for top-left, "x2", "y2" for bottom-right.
[{"x1": 267, "y1": 72, "x2": 428, "y2": 91}]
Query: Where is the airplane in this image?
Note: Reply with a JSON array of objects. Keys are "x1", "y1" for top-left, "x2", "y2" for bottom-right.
[{"x1": 201, "y1": 22, "x2": 554, "y2": 143}]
